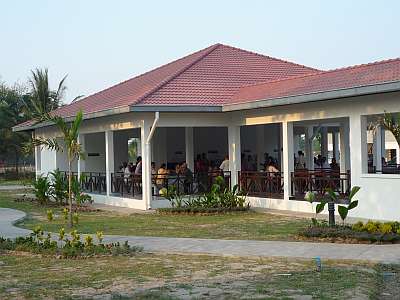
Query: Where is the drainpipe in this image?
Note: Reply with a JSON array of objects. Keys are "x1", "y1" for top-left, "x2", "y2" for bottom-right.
[
  {"x1": 146, "y1": 112, "x2": 160, "y2": 144},
  {"x1": 144, "y1": 112, "x2": 159, "y2": 210}
]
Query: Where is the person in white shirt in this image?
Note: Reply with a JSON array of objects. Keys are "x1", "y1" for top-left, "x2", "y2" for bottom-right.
[
  {"x1": 219, "y1": 155, "x2": 230, "y2": 175},
  {"x1": 135, "y1": 156, "x2": 142, "y2": 174}
]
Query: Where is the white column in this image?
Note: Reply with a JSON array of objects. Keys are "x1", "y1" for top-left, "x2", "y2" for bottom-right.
[
  {"x1": 34, "y1": 145, "x2": 41, "y2": 178},
  {"x1": 282, "y1": 121, "x2": 294, "y2": 200},
  {"x1": 349, "y1": 115, "x2": 368, "y2": 183},
  {"x1": 332, "y1": 131, "x2": 340, "y2": 160},
  {"x1": 320, "y1": 127, "x2": 328, "y2": 158},
  {"x1": 339, "y1": 122, "x2": 350, "y2": 173},
  {"x1": 374, "y1": 125, "x2": 383, "y2": 172},
  {"x1": 228, "y1": 125, "x2": 241, "y2": 187},
  {"x1": 105, "y1": 131, "x2": 114, "y2": 197},
  {"x1": 304, "y1": 126, "x2": 314, "y2": 170},
  {"x1": 185, "y1": 127, "x2": 194, "y2": 171},
  {"x1": 77, "y1": 134, "x2": 86, "y2": 178},
  {"x1": 397, "y1": 144, "x2": 400, "y2": 164},
  {"x1": 141, "y1": 120, "x2": 152, "y2": 209},
  {"x1": 256, "y1": 125, "x2": 265, "y2": 171}
]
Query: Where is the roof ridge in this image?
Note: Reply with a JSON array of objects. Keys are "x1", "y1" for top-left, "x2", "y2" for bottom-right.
[
  {"x1": 236, "y1": 56, "x2": 400, "y2": 90},
  {"x1": 133, "y1": 44, "x2": 221, "y2": 105},
  {"x1": 218, "y1": 43, "x2": 320, "y2": 72},
  {"x1": 68, "y1": 43, "x2": 219, "y2": 105}
]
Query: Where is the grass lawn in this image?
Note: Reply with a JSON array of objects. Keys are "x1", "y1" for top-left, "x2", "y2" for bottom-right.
[
  {"x1": 0, "y1": 190, "x2": 309, "y2": 240},
  {"x1": 1, "y1": 251, "x2": 395, "y2": 299},
  {"x1": 0, "y1": 178, "x2": 32, "y2": 186}
]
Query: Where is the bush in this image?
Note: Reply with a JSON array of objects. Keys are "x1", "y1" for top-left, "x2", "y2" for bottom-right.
[
  {"x1": 300, "y1": 222, "x2": 400, "y2": 244},
  {"x1": 49, "y1": 169, "x2": 68, "y2": 205},
  {"x1": 32, "y1": 176, "x2": 51, "y2": 204},
  {"x1": 0, "y1": 229, "x2": 142, "y2": 258},
  {"x1": 159, "y1": 176, "x2": 247, "y2": 213}
]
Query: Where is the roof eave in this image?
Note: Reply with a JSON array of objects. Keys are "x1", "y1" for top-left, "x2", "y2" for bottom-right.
[
  {"x1": 222, "y1": 81, "x2": 400, "y2": 112},
  {"x1": 12, "y1": 106, "x2": 131, "y2": 132}
]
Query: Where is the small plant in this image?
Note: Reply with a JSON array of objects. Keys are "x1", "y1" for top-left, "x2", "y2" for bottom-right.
[
  {"x1": 84, "y1": 235, "x2": 93, "y2": 247},
  {"x1": 71, "y1": 175, "x2": 92, "y2": 206},
  {"x1": 72, "y1": 212, "x2": 79, "y2": 225},
  {"x1": 49, "y1": 169, "x2": 68, "y2": 205},
  {"x1": 46, "y1": 209, "x2": 54, "y2": 222},
  {"x1": 62, "y1": 208, "x2": 68, "y2": 220},
  {"x1": 33, "y1": 176, "x2": 51, "y2": 204},
  {"x1": 96, "y1": 231, "x2": 104, "y2": 244},
  {"x1": 58, "y1": 227, "x2": 65, "y2": 241}
]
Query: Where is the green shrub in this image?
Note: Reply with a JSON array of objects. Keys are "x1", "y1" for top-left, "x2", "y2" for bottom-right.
[
  {"x1": 33, "y1": 176, "x2": 51, "y2": 204},
  {"x1": 379, "y1": 223, "x2": 393, "y2": 234},
  {"x1": 351, "y1": 221, "x2": 364, "y2": 232},
  {"x1": 49, "y1": 169, "x2": 68, "y2": 205},
  {"x1": 0, "y1": 229, "x2": 142, "y2": 258}
]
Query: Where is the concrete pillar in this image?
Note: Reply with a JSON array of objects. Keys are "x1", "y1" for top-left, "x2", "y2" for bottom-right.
[
  {"x1": 339, "y1": 122, "x2": 350, "y2": 173},
  {"x1": 349, "y1": 115, "x2": 368, "y2": 184},
  {"x1": 77, "y1": 134, "x2": 86, "y2": 178},
  {"x1": 35, "y1": 145, "x2": 41, "y2": 178},
  {"x1": 105, "y1": 131, "x2": 114, "y2": 197},
  {"x1": 320, "y1": 127, "x2": 328, "y2": 158},
  {"x1": 282, "y1": 121, "x2": 294, "y2": 200},
  {"x1": 304, "y1": 126, "x2": 314, "y2": 170},
  {"x1": 397, "y1": 144, "x2": 400, "y2": 165},
  {"x1": 256, "y1": 125, "x2": 265, "y2": 171},
  {"x1": 141, "y1": 120, "x2": 152, "y2": 209},
  {"x1": 185, "y1": 127, "x2": 194, "y2": 171},
  {"x1": 228, "y1": 125, "x2": 241, "y2": 187},
  {"x1": 373, "y1": 125, "x2": 383, "y2": 172},
  {"x1": 332, "y1": 131, "x2": 340, "y2": 161}
]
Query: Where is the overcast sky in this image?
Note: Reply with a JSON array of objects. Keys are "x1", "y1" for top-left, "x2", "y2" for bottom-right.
[{"x1": 1, "y1": 0, "x2": 400, "y2": 103}]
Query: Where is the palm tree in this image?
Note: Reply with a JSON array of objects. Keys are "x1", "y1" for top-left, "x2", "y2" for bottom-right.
[
  {"x1": 26, "y1": 68, "x2": 85, "y2": 227},
  {"x1": 32, "y1": 111, "x2": 84, "y2": 227},
  {"x1": 25, "y1": 68, "x2": 66, "y2": 119}
]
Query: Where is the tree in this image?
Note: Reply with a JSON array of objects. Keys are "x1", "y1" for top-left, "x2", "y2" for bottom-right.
[
  {"x1": 23, "y1": 68, "x2": 66, "y2": 119},
  {"x1": 32, "y1": 111, "x2": 84, "y2": 227},
  {"x1": 378, "y1": 112, "x2": 400, "y2": 148},
  {"x1": 0, "y1": 82, "x2": 31, "y2": 173},
  {"x1": 25, "y1": 68, "x2": 85, "y2": 227}
]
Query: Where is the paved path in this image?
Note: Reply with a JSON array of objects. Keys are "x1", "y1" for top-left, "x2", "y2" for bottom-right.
[
  {"x1": 1, "y1": 208, "x2": 400, "y2": 263},
  {"x1": 0, "y1": 208, "x2": 31, "y2": 239}
]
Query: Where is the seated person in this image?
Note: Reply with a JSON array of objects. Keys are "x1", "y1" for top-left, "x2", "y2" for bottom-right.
[
  {"x1": 122, "y1": 162, "x2": 131, "y2": 178},
  {"x1": 156, "y1": 163, "x2": 168, "y2": 187},
  {"x1": 330, "y1": 158, "x2": 340, "y2": 171},
  {"x1": 266, "y1": 161, "x2": 279, "y2": 175},
  {"x1": 219, "y1": 155, "x2": 230, "y2": 174}
]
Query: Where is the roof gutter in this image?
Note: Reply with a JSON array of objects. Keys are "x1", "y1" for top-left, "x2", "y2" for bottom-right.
[{"x1": 222, "y1": 81, "x2": 400, "y2": 112}]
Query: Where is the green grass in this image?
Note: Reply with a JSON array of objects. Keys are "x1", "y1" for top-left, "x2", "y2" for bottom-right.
[
  {"x1": 0, "y1": 251, "x2": 391, "y2": 299},
  {"x1": 0, "y1": 190, "x2": 310, "y2": 240},
  {"x1": 0, "y1": 178, "x2": 32, "y2": 186}
]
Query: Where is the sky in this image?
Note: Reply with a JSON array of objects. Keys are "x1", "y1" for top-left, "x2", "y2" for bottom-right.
[{"x1": 1, "y1": 0, "x2": 400, "y2": 103}]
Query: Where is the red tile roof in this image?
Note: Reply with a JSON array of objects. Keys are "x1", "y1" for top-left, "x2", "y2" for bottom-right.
[
  {"x1": 33, "y1": 43, "x2": 319, "y2": 118},
  {"x1": 228, "y1": 58, "x2": 400, "y2": 105},
  {"x1": 14, "y1": 44, "x2": 400, "y2": 131}
]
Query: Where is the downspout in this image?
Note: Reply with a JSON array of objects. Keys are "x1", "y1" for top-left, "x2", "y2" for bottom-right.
[
  {"x1": 146, "y1": 112, "x2": 160, "y2": 144},
  {"x1": 144, "y1": 112, "x2": 159, "y2": 209}
]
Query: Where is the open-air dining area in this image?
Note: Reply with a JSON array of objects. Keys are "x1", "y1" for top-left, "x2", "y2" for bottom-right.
[{"x1": 55, "y1": 118, "x2": 354, "y2": 204}]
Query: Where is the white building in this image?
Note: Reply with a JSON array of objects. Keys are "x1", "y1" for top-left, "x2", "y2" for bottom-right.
[{"x1": 15, "y1": 44, "x2": 400, "y2": 221}]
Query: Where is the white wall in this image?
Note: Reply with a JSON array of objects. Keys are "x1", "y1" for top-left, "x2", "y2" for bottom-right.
[{"x1": 40, "y1": 147, "x2": 56, "y2": 175}]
